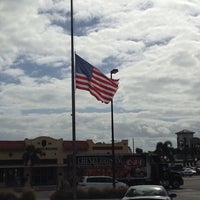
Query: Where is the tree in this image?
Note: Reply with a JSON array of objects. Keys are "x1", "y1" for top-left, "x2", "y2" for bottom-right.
[
  {"x1": 22, "y1": 145, "x2": 42, "y2": 186},
  {"x1": 154, "y1": 141, "x2": 174, "y2": 163},
  {"x1": 163, "y1": 141, "x2": 174, "y2": 162},
  {"x1": 136, "y1": 148, "x2": 143, "y2": 154},
  {"x1": 22, "y1": 145, "x2": 41, "y2": 166},
  {"x1": 155, "y1": 142, "x2": 164, "y2": 161}
]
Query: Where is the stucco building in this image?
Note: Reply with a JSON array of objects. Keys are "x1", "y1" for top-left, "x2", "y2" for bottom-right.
[
  {"x1": 176, "y1": 130, "x2": 200, "y2": 150},
  {"x1": 0, "y1": 136, "x2": 131, "y2": 188},
  {"x1": 176, "y1": 130, "x2": 200, "y2": 164}
]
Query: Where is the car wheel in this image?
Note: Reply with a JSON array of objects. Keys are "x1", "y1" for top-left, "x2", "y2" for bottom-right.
[
  {"x1": 172, "y1": 179, "x2": 180, "y2": 189},
  {"x1": 160, "y1": 179, "x2": 170, "y2": 188}
]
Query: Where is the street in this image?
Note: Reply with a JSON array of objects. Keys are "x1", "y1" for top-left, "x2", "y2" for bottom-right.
[
  {"x1": 35, "y1": 176, "x2": 200, "y2": 200},
  {"x1": 170, "y1": 176, "x2": 200, "y2": 200}
]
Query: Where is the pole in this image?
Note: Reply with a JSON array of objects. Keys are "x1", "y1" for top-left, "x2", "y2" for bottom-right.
[
  {"x1": 110, "y1": 69, "x2": 118, "y2": 188},
  {"x1": 70, "y1": 0, "x2": 77, "y2": 199},
  {"x1": 111, "y1": 96, "x2": 116, "y2": 188}
]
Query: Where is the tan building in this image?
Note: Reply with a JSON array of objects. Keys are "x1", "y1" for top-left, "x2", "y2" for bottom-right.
[
  {"x1": 176, "y1": 130, "x2": 195, "y2": 149},
  {"x1": 176, "y1": 130, "x2": 200, "y2": 165},
  {"x1": 0, "y1": 136, "x2": 131, "y2": 188}
]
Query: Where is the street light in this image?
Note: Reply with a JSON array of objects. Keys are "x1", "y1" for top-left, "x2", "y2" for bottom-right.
[{"x1": 110, "y1": 68, "x2": 118, "y2": 188}]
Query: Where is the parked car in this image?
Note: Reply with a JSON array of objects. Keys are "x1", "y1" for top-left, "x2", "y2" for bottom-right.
[
  {"x1": 196, "y1": 167, "x2": 200, "y2": 175},
  {"x1": 78, "y1": 176, "x2": 128, "y2": 190},
  {"x1": 121, "y1": 185, "x2": 177, "y2": 200},
  {"x1": 182, "y1": 167, "x2": 197, "y2": 176}
]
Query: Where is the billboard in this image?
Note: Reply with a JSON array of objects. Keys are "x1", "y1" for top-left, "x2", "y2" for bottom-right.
[{"x1": 74, "y1": 154, "x2": 148, "y2": 178}]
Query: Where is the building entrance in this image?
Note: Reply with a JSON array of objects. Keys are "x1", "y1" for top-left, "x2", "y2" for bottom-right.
[{"x1": 31, "y1": 167, "x2": 56, "y2": 186}]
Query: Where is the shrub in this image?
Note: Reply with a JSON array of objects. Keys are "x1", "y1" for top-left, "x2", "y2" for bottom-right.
[
  {"x1": 113, "y1": 187, "x2": 127, "y2": 198},
  {"x1": 0, "y1": 190, "x2": 19, "y2": 200},
  {"x1": 63, "y1": 180, "x2": 71, "y2": 190},
  {"x1": 76, "y1": 188, "x2": 88, "y2": 199},
  {"x1": 20, "y1": 189, "x2": 36, "y2": 200},
  {"x1": 50, "y1": 190, "x2": 73, "y2": 200},
  {"x1": 50, "y1": 186, "x2": 127, "y2": 199},
  {"x1": 103, "y1": 188, "x2": 116, "y2": 198},
  {"x1": 87, "y1": 187, "x2": 104, "y2": 199},
  {"x1": 100, "y1": 187, "x2": 127, "y2": 198}
]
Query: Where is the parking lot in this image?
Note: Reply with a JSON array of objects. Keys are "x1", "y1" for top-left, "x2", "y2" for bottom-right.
[
  {"x1": 34, "y1": 176, "x2": 200, "y2": 200},
  {"x1": 170, "y1": 176, "x2": 200, "y2": 200}
]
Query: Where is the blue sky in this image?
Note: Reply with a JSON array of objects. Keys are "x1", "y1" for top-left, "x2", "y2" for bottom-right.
[{"x1": 1, "y1": 0, "x2": 200, "y2": 151}]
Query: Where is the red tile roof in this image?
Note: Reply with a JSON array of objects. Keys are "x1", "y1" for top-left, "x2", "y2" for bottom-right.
[
  {"x1": 93, "y1": 146, "x2": 123, "y2": 150},
  {"x1": 0, "y1": 140, "x2": 89, "y2": 151},
  {"x1": 176, "y1": 130, "x2": 195, "y2": 135},
  {"x1": 63, "y1": 141, "x2": 89, "y2": 150},
  {"x1": 0, "y1": 141, "x2": 25, "y2": 150}
]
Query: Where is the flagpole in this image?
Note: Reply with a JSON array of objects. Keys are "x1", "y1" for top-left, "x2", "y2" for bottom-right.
[
  {"x1": 70, "y1": 0, "x2": 77, "y2": 199},
  {"x1": 110, "y1": 69, "x2": 118, "y2": 188}
]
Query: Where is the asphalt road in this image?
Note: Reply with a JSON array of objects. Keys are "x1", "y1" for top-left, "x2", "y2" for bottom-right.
[
  {"x1": 36, "y1": 176, "x2": 200, "y2": 200},
  {"x1": 169, "y1": 176, "x2": 200, "y2": 200}
]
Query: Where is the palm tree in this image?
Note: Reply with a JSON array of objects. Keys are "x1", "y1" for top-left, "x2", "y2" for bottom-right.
[
  {"x1": 22, "y1": 145, "x2": 41, "y2": 166},
  {"x1": 163, "y1": 141, "x2": 174, "y2": 162},
  {"x1": 155, "y1": 142, "x2": 164, "y2": 158},
  {"x1": 136, "y1": 148, "x2": 143, "y2": 154},
  {"x1": 155, "y1": 141, "x2": 174, "y2": 163},
  {"x1": 22, "y1": 145, "x2": 42, "y2": 186}
]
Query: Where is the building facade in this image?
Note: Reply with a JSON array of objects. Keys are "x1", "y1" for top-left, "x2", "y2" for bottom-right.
[
  {"x1": 176, "y1": 130, "x2": 195, "y2": 149},
  {"x1": 176, "y1": 130, "x2": 200, "y2": 150},
  {"x1": 0, "y1": 136, "x2": 131, "y2": 188},
  {"x1": 176, "y1": 130, "x2": 200, "y2": 165}
]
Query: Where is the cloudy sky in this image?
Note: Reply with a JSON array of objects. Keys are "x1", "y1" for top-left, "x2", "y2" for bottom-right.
[{"x1": 1, "y1": 0, "x2": 200, "y2": 151}]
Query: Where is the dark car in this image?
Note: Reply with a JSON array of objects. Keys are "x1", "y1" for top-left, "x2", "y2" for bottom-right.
[
  {"x1": 160, "y1": 165, "x2": 184, "y2": 189},
  {"x1": 158, "y1": 169, "x2": 184, "y2": 189}
]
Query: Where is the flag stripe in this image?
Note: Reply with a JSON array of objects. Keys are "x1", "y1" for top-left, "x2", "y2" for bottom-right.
[
  {"x1": 76, "y1": 73, "x2": 114, "y2": 103},
  {"x1": 75, "y1": 54, "x2": 119, "y2": 104},
  {"x1": 92, "y1": 69, "x2": 118, "y2": 91},
  {"x1": 76, "y1": 72, "x2": 118, "y2": 100}
]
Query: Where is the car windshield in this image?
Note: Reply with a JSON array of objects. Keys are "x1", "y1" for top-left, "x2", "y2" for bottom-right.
[{"x1": 126, "y1": 186, "x2": 167, "y2": 197}]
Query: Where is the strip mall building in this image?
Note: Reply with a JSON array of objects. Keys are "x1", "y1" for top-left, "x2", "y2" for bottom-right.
[
  {"x1": 0, "y1": 136, "x2": 131, "y2": 188},
  {"x1": 1, "y1": 130, "x2": 199, "y2": 189}
]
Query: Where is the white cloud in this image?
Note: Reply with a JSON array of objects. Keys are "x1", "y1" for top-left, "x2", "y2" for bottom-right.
[{"x1": 1, "y1": 0, "x2": 200, "y2": 151}]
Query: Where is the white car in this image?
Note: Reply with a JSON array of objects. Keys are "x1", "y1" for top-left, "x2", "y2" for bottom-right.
[
  {"x1": 182, "y1": 167, "x2": 197, "y2": 176},
  {"x1": 122, "y1": 185, "x2": 176, "y2": 200},
  {"x1": 78, "y1": 176, "x2": 128, "y2": 190}
]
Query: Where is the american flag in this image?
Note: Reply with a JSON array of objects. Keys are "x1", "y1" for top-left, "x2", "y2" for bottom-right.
[{"x1": 75, "y1": 54, "x2": 119, "y2": 104}]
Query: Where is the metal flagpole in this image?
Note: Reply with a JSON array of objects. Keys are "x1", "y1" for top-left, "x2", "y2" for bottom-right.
[
  {"x1": 110, "y1": 69, "x2": 118, "y2": 188},
  {"x1": 70, "y1": 0, "x2": 77, "y2": 199}
]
